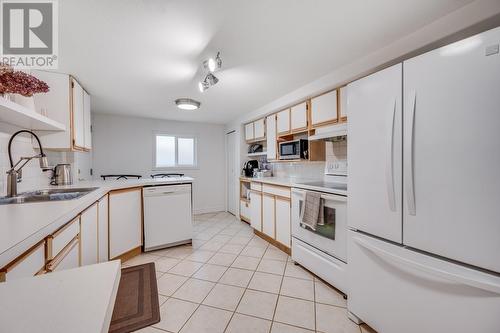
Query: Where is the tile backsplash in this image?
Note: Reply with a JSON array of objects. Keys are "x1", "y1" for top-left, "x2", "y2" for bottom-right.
[
  {"x1": 268, "y1": 140, "x2": 347, "y2": 179},
  {"x1": 0, "y1": 130, "x2": 92, "y2": 195}
]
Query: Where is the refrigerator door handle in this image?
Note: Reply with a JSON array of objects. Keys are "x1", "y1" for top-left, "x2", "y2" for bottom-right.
[
  {"x1": 405, "y1": 90, "x2": 417, "y2": 215},
  {"x1": 353, "y1": 236, "x2": 500, "y2": 294},
  {"x1": 386, "y1": 98, "x2": 397, "y2": 212}
]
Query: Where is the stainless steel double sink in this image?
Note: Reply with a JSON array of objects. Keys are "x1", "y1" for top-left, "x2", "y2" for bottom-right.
[{"x1": 0, "y1": 187, "x2": 98, "y2": 205}]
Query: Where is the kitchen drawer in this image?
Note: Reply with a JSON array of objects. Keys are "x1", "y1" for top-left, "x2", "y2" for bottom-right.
[
  {"x1": 262, "y1": 184, "x2": 291, "y2": 198},
  {"x1": 0, "y1": 240, "x2": 46, "y2": 282},
  {"x1": 240, "y1": 199, "x2": 250, "y2": 219},
  {"x1": 250, "y1": 182, "x2": 262, "y2": 191},
  {"x1": 47, "y1": 217, "x2": 80, "y2": 260},
  {"x1": 47, "y1": 236, "x2": 79, "y2": 272}
]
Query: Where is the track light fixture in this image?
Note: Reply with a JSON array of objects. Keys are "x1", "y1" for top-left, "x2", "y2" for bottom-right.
[
  {"x1": 203, "y1": 52, "x2": 222, "y2": 73},
  {"x1": 199, "y1": 52, "x2": 222, "y2": 92}
]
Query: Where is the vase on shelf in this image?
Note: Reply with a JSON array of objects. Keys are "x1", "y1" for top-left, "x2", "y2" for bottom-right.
[{"x1": 12, "y1": 94, "x2": 36, "y2": 111}]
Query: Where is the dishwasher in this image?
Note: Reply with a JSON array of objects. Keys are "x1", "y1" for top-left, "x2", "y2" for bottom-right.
[{"x1": 143, "y1": 184, "x2": 193, "y2": 251}]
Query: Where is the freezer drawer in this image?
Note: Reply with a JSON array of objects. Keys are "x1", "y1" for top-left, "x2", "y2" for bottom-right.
[{"x1": 348, "y1": 231, "x2": 500, "y2": 333}]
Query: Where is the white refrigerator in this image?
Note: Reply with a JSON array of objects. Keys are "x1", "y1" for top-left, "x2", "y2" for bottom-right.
[{"x1": 347, "y1": 27, "x2": 500, "y2": 333}]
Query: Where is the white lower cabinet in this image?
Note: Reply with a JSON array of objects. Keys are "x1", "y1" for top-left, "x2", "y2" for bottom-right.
[
  {"x1": 250, "y1": 191, "x2": 262, "y2": 231},
  {"x1": 98, "y1": 196, "x2": 109, "y2": 262},
  {"x1": 249, "y1": 184, "x2": 292, "y2": 249},
  {"x1": 109, "y1": 188, "x2": 143, "y2": 259},
  {"x1": 275, "y1": 197, "x2": 291, "y2": 247},
  {"x1": 0, "y1": 241, "x2": 46, "y2": 282},
  {"x1": 52, "y1": 238, "x2": 80, "y2": 272},
  {"x1": 80, "y1": 203, "x2": 98, "y2": 266},
  {"x1": 262, "y1": 194, "x2": 275, "y2": 238},
  {"x1": 240, "y1": 199, "x2": 250, "y2": 220}
]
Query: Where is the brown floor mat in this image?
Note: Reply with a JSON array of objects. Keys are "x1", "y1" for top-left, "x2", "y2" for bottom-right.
[{"x1": 108, "y1": 262, "x2": 160, "y2": 333}]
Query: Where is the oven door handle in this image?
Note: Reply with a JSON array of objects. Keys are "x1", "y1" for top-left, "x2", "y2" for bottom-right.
[{"x1": 293, "y1": 190, "x2": 347, "y2": 203}]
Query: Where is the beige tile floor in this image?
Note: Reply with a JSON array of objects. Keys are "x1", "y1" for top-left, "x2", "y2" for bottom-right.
[{"x1": 123, "y1": 212, "x2": 375, "y2": 333}]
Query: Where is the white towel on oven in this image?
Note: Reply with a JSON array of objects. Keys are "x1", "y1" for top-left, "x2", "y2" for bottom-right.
[{"x1": 300, "y1": 191, "x2": 324, "y2": 230}]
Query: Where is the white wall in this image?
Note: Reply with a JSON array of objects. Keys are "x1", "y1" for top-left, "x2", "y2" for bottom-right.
[{"x1": 92, "y1": 113, "x2": 226, "y2": 214}]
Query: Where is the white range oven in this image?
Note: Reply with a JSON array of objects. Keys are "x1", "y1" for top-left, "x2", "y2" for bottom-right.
[{"x1": 291, "y1": 183, "x2": 348, "y2": 293}]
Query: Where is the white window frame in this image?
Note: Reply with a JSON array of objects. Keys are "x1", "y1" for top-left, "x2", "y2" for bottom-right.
[{"x1": 153, "y1": 132, "x2": 198, "y2": 170}]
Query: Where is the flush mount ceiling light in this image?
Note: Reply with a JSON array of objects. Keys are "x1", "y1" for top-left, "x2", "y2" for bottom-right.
[
  {"x1": 198, "y1": 73, "x2": 219, "y2": 92},
  {"x1": 175, "y1": 98, "x2": 201, "y2": 110}
]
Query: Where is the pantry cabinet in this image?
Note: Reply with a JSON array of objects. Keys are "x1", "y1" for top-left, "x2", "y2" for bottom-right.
[
  {"x1": 80, "y1": 203, "x2": 98, "y2": 266},
  {"x1": 98, "y1": 195, "x2": 109, "y2": 262},
  {"x1": 266, "y1": 114, "x2": 277, "y2": 160},
  {"x1": 290, "y1": 102, "x2": 308, "y2": 131},
  {"x1": 32, "y1": 70, "x2": 92, "y2": 151},
  {"x1": 109, "y1": 187, "x2": 143, "y2": 259},
  {"x1": 277, "y1": 109, "x2": 290, "y2": 135},
  {"x1": 310, "y1": 89, "x2": 338, "y2": 127}
]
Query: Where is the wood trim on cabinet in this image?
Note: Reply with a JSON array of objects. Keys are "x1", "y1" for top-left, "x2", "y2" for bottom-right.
[
  {"x1": 240, "y1": 216, "x2": 250, "y2": 224},
  {"x1": 254, "y1": 229, "x2": 291, "y2": 255},
  {"x1": 108, "y1": 186, "x2": 143, "y2": 195},
  {"x1": 0, "y1": 239, "x2": 46, "y2": 276},
  {"x1": 110, "y1": 245, "x2": 141, "y2": 263},
  {"x1": 46, "y1": 216, "x2": 80, "y2": 260},
  {"x1": 46, "y1": 235, "x2": 79, "y2": 271},
  {"x1": 70, "y1": 76, "x2": 86, "y2": 152}
]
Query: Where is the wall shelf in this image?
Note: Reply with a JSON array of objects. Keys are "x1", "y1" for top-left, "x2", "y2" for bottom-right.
[
  {"x1": 0, "y1": 97, "x2": 66, "y2": 131},
  {"x1": 247, "y1": 151, "x2": 267, "y2": 157}
]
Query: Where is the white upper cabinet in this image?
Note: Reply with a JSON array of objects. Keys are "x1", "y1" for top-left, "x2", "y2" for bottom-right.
[
  {"x1": 245, "y1": 122, "x2": 254, "y2": 141},
  {"x1": 83, "y1": 90, "x2": 92, "y2": 149},
  {"x1": 290, "y1": 102, "x2": 307, "y2": 131},
  {"x1": 254, "y1": 118, "x2": 265, "y2": 139},
  {"x1": 276, "y1": 109, "x2": 290, "y2": 134},
  {"x1": 339, "y1": 86, "x2": 347, "y2": 122},
  {"x1": 310, "y1": 89, "x2": 338, "y2": 127},
  {"x1": 266, "y1": 114, "x2": 277, "y2": 160},
  {"x1": 32, "y1": 70, "x2": 92, "y2": 151},
  {"x1": 72, "y1": 78, "x2": 85, "y2": 149}
]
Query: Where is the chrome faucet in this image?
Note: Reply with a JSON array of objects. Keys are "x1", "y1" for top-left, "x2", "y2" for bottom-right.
[{"x1": 6, "y1": 130, "x2": 51, "y2": 197}]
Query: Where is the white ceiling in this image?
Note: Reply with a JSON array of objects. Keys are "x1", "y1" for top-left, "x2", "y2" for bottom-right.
[{"x1": 58, "y1": 0, "x2": 473, "y2": 124}]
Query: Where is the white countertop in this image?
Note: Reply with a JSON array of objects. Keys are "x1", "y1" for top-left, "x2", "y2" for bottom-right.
[
  {"x1": 0, "y1": 261, "x2": 121, "y2": 333},
  {"x1": 240, "y1": 176, "x2": 348, "y2": 196},
  {"x1": 0, "y1": 177, "x2": 193, "y2": 267}
]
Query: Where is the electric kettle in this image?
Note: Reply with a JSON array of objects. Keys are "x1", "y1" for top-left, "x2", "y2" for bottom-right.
[{"x1": 51, "y1": 164, "x2": 73, "y2": 185}]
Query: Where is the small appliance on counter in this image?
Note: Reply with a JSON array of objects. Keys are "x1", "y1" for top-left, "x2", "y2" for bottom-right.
[
  {"x1": 248, "y1": 143, "x2": 263, "y2": 154},
  {"x1": 253, "y1": 169, "x2": 272, "y2": 178},
  {"x1": 242, "y1": 160, "x2": 259, "y2": 177},
  {"x1": 51, "y1": 164, "x2": 73, "y2": 185},
  {"x1": 279, "y1": 139, "x2": 308, "y2": 160}
]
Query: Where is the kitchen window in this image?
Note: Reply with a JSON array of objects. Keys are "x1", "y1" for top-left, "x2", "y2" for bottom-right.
[{"x1": 154, "y1": 134, "x2": 197, "y2": 169}]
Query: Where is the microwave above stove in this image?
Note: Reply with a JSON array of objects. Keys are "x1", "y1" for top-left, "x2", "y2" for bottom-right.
[{"x1": 279, "y1": 139, "x2": 308, "y2": 160}]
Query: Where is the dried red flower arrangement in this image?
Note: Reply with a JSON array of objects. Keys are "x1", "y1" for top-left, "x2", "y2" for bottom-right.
[{"x1": 0, "y1": 64, "x2": 49, "y2": 97}]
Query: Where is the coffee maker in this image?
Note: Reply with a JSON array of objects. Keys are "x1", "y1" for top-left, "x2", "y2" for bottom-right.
[{"x1": 242, "y1": 160, "x2": 259, "y2": 177}]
